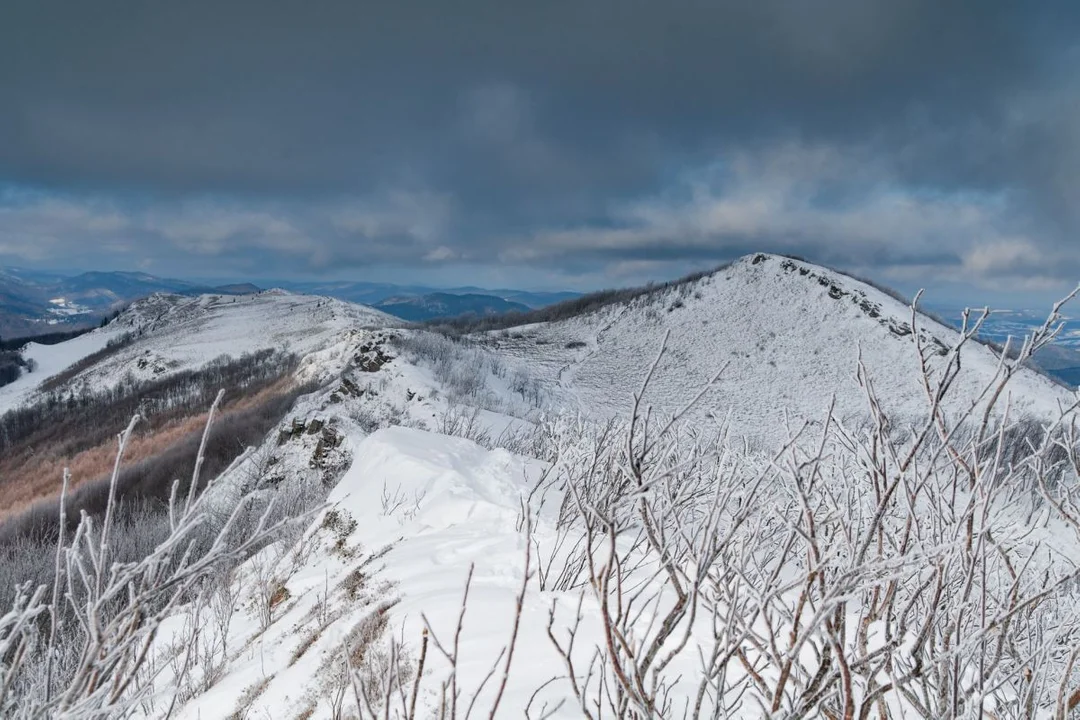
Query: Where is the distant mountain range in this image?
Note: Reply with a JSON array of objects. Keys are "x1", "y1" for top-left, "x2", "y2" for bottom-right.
[
  {"x1": 0, "y1": 268, "x2": 261, "y2": 338},
  {"x1": 269, "y1": 280, "x2": 576, "y2": 322},
  {"x1": 0, "y1": 267, "x2": 580, "y2": 339},
  {"x1": 371, "y1": 293, "x2": 531, "y2": 322},
  {"x1": 271, "y1": 279, "x2": 579, "y2": 309},
  {"x1": 926, "y1": 304, "x2": 1080, "y2": 389}
]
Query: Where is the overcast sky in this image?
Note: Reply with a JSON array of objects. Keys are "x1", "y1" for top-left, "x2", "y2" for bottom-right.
[{"x1": 1, "y1": 1, "x2": 1078, "y2": 305}]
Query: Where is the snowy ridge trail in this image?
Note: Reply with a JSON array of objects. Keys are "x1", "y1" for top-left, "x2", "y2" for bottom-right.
[
  {"x1": 149, "y1": 427, "x2": 561, "y2": 719},
  {"x1": 153, "y1": 423, "x2": 801, "y2": 719},
  {"x1": 105, "y1": 291, "x2": 395, "y2": 375}
]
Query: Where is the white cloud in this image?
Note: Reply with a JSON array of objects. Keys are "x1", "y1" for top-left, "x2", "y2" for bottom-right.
[
  {"x1": 0, "y1": 188, "x2": 454, "y2": 271},
  {"x1": 422, "y1": 245, "x2": 457, "y2": 262},
  {"x1": 330, "y1": 191, "x2": 452, "y2": 244},
  {"x1": 500, "y1": 141, "x2": 1066, "y2": 290},
  {"x1": 144, "y1": 204, "x2": 310, "y2": 254},
  {"x1": 0, "y1": 139, "x2": 1074, "y2": 300}
]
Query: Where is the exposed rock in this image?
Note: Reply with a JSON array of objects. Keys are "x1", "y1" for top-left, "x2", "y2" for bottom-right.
[
  {"x1": 310, "y1": 425, "x2": 346, "y2": 472},
  {"x1": 353, "y1": 341, "x2": 394, "y2": 372}
]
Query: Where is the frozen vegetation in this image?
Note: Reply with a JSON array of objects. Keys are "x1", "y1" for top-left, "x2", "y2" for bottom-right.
[{"x1": 0, "y1": 256, "x2": 1078, "y2": 718}]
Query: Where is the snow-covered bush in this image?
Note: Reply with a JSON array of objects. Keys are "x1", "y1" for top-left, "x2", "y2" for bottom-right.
[
  {"x1": 4, "y1": 288, "x2": 1080, "y2": 719},
  {"x1": 390, "y1": 330, "x2": 539, "y2": 412},
  {"x1": 0, "y1": 393, "x2": 319, "y2": 718},
  {"x1": 344, "y1": 299, "x2": 1080, "y2": 719}
]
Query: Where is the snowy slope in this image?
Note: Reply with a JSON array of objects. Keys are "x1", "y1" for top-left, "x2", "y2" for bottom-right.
[
  {"x1": 4, "y1": 258, "x2": 1072, "y2": 718},
  {"x1": 150, "y1": 428, "x2": 542, "y2": 719},
  {"x1": 0, "y1": 329, "x2": 122, "y2": 413},
  {"x1": 143, "y1": 422, "x2": 1080, "y2": 719},
  {"x1": 6, "y1": 257, "x2": 1070, "y2": 448},
  {"x1": 482, "y1": 253, "x2": 1075, "y2": 445},
  {"x1": 144, "y1": 427, "x2": 706, "y2": 720},
  {"x1": 0, "y1": 291, "x2": 397, "y2": 413}
]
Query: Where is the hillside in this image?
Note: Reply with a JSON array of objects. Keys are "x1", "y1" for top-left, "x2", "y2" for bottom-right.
[
  {"x1": 0, "y1": 255, "x2": 1078, "y2": 718},
  {"x1": 474, "y1": 253, "x2": 1074, "y2": 444},
  {"x1": 0, "y1": 267, "x2": 262, "y2": 337},
  {"x1": 2, "y1": 255, "x2": 1072, "y2": 509},
  {"x1": 2, "y1": 254, "x2": 1072, "y2": 517},
  {"x1": 0, "y1": 290, "x2": 392, "y2": 413},
  {"x1": 0, "y1": 291, "x2": 401, "y2": 524}
]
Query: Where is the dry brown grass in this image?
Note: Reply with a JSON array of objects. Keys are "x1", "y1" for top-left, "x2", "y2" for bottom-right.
[
  {"x1": 0, "y1": 378, "x2": 297, "y2": 520},
  {"x1": 229, "y1": 675, "x2": 274, "y2": 719}
]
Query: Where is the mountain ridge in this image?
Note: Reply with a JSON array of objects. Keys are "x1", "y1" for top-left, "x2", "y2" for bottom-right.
[
  {"x1": 467, "y1": 252, "x2": 1074, "y2": 444},
  {"x1": 0, "y1": 268, "x2": 263, "y2": 337},
  {"x1": 4, "y1": 253, "x2": 1071, "y2": 431},
  {"x1": 1, "y1": 253, "x2": 1078, "y2": 718},
  {"x1": 0, "y1": 267, "x2": 582, "y2": 338}
]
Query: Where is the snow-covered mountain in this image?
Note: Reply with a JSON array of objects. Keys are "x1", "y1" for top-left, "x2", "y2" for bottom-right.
[
  {"x1": 477, "y1": 253, "x2": 1074, "y2": 444},
  {"x1": 0, "y1": 290, "x2": 394, "y2": 414},
  {"x1": 2, "y1": 254, "x2": 1079, "y2": 719},
  {"x1": 0, "y1": 267, "x2": 262, "y2": 337},
  {"x1": 3, "y1": 252, "x2": 1073, "y2": 472}
]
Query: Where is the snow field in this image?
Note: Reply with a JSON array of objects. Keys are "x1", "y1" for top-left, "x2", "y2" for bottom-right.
[{"x1": 0, "y1": 328, "x2": 122, "y2": 413}]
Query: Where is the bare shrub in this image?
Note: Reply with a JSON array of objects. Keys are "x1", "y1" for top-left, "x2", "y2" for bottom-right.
[
  {"x1": 350, "y1": 291, "x2": 1080, "y2": 719},
  {"x1": 0, "y1": 393, "x2": 321, "y2": 717},
  {"x1": 527, "y1": 293, "x2": 1080, "y2": 719},
  {"x1": 343, "y1": 544, "x2": 531, "y2": 720},
  {"x1": 437, "y1": 404, "x2": 492, "y2": 447},
  {"x1": 389, "y1": 331, "x2": 517, "y2": 411}
]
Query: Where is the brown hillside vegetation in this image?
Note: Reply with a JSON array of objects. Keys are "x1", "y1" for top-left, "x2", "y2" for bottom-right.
[
  {"x1": 0, "y1": 376, "x2": 297, "y2": 520},
  {"x1": 0, "y1": 350, "x2": 314, "y2": 544}
]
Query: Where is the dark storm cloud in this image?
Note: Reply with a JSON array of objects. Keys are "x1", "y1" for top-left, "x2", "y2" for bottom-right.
[
  {"x1": 0, "y1": 0, "x2": 1078, "y2": 293},
  {"x1": 0, "y1": 0, "x2": 1056, "y2": 191}
]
